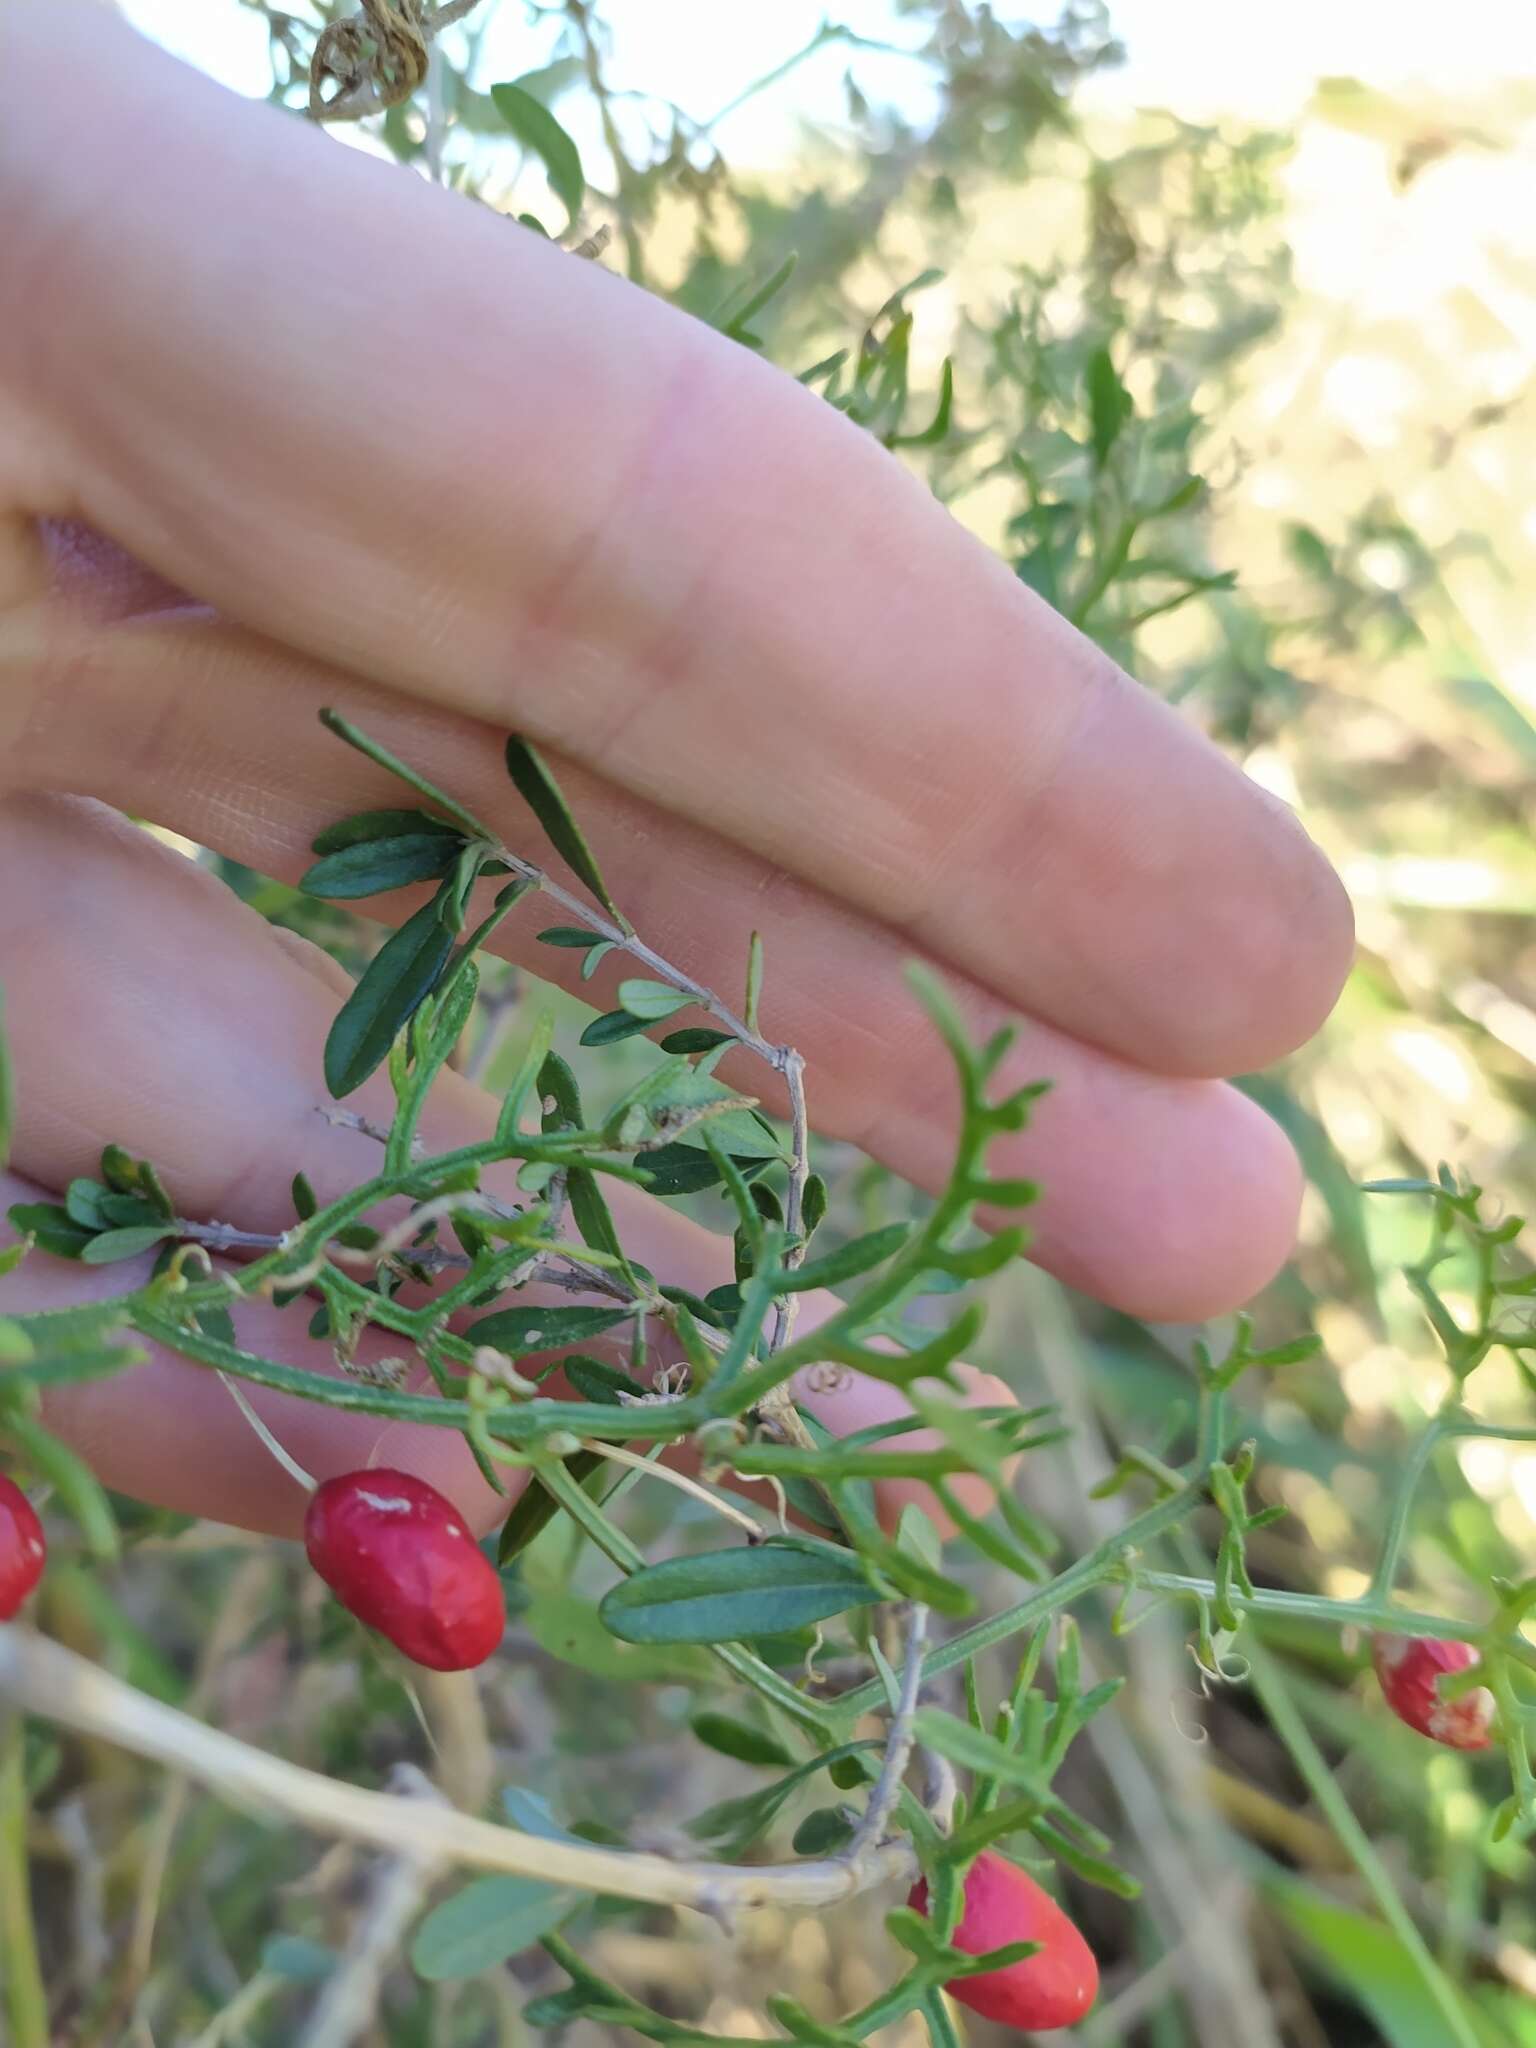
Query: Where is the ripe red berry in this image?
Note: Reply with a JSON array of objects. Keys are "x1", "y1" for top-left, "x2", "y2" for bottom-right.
[
  {"x1": 0, "y1": 1474, "x2": 47, "y2": 1620},
  {"x1": 304, "y1": 1469, "x2": 504, "y2": 1672},
  {"x1": 1372, "y1": 1634, "x2": 1494, "y2": 1751},
  {"x1": 909, "y1": 1851, "x2": 1098, "y2": 2032}
]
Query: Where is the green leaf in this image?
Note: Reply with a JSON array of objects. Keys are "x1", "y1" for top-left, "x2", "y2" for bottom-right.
[
  {"x1": 689, "y1": 1712, "x2": 798, "y2": 1769},
  {"x1": 562, "y1": 1355, "x2": 642, "y2": 1403},
  {"x1": 311, "y1": 808, "x2": 462, "y2": 856},
  {"x1": 523, "y1": 1590, "x2": 712, "y2": 1684},
  {"x1": 470, "y1": 1304, "x2": 630, "y2": 1357},
  {"x1": 79, "y1": 1224, "x2": 174, "y2": 1265},
  {"x1": 536, "y1": 926, "x2": 605, "y2": 948},
  {"x1": 497, "y1": 1449, "x2": 604, "y2": 1563},
  {"x1": 607, "y1": 1059, "x2": 784, "y2": 1159},
  {"x1": 615, "y1": 979, "x2": 694, "y2": 1022},
  {"x1": 262, "y1": 1935, "x2": 337, "y2": 1984},
  {"x1": 638, "y1": 1144, "x2": 725, "y2": 1195},
  {"x1": 911, "y1": 1708, "x2": 1042, "y2": 1788},
  {"x1": 490, "y1": 83, "x2": 585, "y2": 227},
  {"x1": 291, "y1": 1172, "x2": 317, "y2": 1221},
  {"x1": 299, "y1": 834, "x2": 463, "y2": 900},
  {"x1": 1086, "y1": 345, "x2": 1132, "y2": 465},
  {"x1": 780, "y1": 1223, "x2": 911, "y2": 1294},
  {"x1": 1262, "y1": 1868, "x2": 1477, "y2": 2048},
  {"x1": 744, "y1": 931, "x2": 764, "y2": 1033},
  {"x1": 600, "y1": 1541, "x2": 881, "y2": 1645},
  {"x1": 579, "y1": 1009, "x2": 653, "y2": 1047},
  {"x1": 660, "y1": 1027, "x2": 737, "y2": 1056},
  {"x1": 801, "y1": 1175, "x2": 828, "y2": 1239},
  {"x1": 411, "y1": 1874, "x2": 575, "y2": 1982},
  {"x1": 792, "y1": 1806, "x2": 855, "y2": 1856},
  {"x1": 504, "y1": 736, "x2": 622, "y2": 924},
  {"x1": 323, "y1": 898, "x2": 455, "y2": 1097}
]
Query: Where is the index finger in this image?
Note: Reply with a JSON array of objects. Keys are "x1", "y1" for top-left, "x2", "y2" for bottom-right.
[{"x1": 0, "y1": 2, "x2": 1351, "y2": 1084}]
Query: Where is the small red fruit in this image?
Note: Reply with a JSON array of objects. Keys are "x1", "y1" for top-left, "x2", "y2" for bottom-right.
[
  {"x1": 304, "y1": 1469, "x2": 504, "y2": 1672},
  {"x1": 909, "y1": 1851, "x2": 1098, "y2": 2032},
  {"x1": 1372, "y1": 1634, "x2": 1494, "y2": 1751},
  {"x1": 0, "y1": 1474, "x2": 46, "y2": 1619}
]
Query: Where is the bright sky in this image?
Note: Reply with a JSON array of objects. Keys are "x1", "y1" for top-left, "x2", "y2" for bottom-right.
[{"x1": 123, "y1": 0, "x2": 1536, "y2": 149}]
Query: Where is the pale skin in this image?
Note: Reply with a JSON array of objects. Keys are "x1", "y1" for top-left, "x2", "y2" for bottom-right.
[{"x1": 0, "y1": 4, "x2": 1353, "y2": 1542}]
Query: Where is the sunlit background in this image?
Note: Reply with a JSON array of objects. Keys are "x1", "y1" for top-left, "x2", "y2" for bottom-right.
[{"x1": 35, "y1": 5, "x2": 1536, "y2": 2044}]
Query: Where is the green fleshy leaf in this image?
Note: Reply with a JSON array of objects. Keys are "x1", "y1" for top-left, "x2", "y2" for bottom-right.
[
  {"x1": 323, "y1": 897, "x2": 455, "y2": 1097},
  {"x1": 779, "y1": 1223, "x2": 911, "y2": 1294},
  {"x1": 310, "y1": 808, "x2": 462, "y2": 855},
  {"x1": 614, "y1": 979, "x2": 694, "y2": 1022},
  {"x1": 504, "y1": 735, "x2": 622, "y2": 923},
  {"x1": 689, "y1": 1712, "x2": 798, "y2": 1769},
  {"x1": 1086, "y1": 344, "x2": 1132, "y2": 465},
  {"x1": 660, "y1": 1027, "x2": 737, "y2": 1056},
  {"x1": 79, "y1": 1224, "x2": 174, "y2": 1265},
  {"x1": 600, "y1": 1541, "x2": 881, "y2": 1645},
  {"x1": 6, "y1": 1203, "x2": 93, "y2": 1260},
  {"x1": 470, "y1": 1303, "x2": 631, "y2": 1358},
  {"x1": 299, "y1": 834, "x2": 463, "y2": 900},
  {"x1": 490, "y1": 82, "x2": 585, "y2": 227},
  {"x1": 411, "y1": 1874, "x2": 576, "y2": 1981},
  {"x1": 579, "y1": 1009, "x2": 653, "y2": 1047}
]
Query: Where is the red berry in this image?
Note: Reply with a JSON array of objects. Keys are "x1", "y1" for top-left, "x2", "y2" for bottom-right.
[
  {"x1": 1372, "y1": 1634, "x2": 1494, "y2": 1751},
  {"x1": 909, "y1": 1851, "x2": 1098, "y2": 2032},
  {"x1": 0, "y1": 1474, "x2": 46, "y2": 1620},
  {"x1": 304, "y1": 1469, "x2": 504, "y2": 1672}
]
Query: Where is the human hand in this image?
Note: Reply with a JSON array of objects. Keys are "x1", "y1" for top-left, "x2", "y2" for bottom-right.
[{"x1": 0, "y1": 3, "x2": 1351, "y2": 1537}]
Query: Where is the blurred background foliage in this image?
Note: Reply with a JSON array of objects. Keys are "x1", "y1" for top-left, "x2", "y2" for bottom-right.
[{"x1": 22, "y1": 2, "x2": 1536, "y2": 2044}]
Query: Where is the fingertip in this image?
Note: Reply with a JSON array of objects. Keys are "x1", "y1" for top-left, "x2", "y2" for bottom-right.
[{"x1": 1028, "y1": 1080, "x2": 1304, "y2": 1322}]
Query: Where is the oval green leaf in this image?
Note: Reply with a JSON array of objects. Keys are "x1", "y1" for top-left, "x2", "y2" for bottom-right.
[
  {"x1": 490, "y1": 83, "x2": 585, "y2": 227},
  {"x1": 504, "y1": 735, "x2": 621, "y2": 922},
  {"x1": 411, "y1": 1873, "x2": 575, "y2": 1982},
  {"x1": 323, "y1": 897, "x2": 456, "y2": 1098},
  {"x1": 311, "y1": 807, "x2": 462, "y2": 855},
  {"x1": 469, "y1": 1303, "x2": 631, "y2": 1358},
  {"x1": 614, "y1": 979, "x2": 694, "y2": 1022},
  {"x1": 300, "y1": 834, "x2": 463, "y2": 900},
  {"x1": 600, "y1": 1542, "x2": 881, "y2": 1645}
]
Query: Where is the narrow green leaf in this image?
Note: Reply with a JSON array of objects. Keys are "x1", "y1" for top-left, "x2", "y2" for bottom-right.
[
  {"x1": 536, "y1": 926, "x2": 605, "y2": 948},
  {"x1": 579, "y1": 1009, "x2": 652, "y2": 1047},
  {"x1": 1086, "y1": 345, "x2": 1132, "y2": 465},
  {"x1": 490, "y1": 83, "x2": 585, "y2": 226},
  {"x1": 792, "y1": 1807, "x2": 855, "y2": 1856},
  {"x1": 779, "y1": 1223, "x2": 911, "y2": 1294},
  {"x1": 660, "y1": 1027, "x2": 737, "y2": 1056},
  {"x1": 911, "y1": 1708, "x2": 1044, "y2": 1788},
  {"x1": 615, "y1": 979, "x2": 693, "y2": 1022},
  {"x1": 801, "y1": 1174, "x2": 828, "y2": 1239},
  {"x1": 504, "y1": 736, "x2": 623, "y2": 922},
  {"x1": 411, "y1": 1874, "x2": 575, "y2": 1981},
  {"x1": 291, "y1": 1173, "x2": 317, "y2": 1221},
  {"x1": 497, "y1": 1449, "x2": 604, "y2": 1563},
  {"x1": 562, "y1": 1355, "x2": 643, "y2": 1403},
  {"x1": 6, "y1": 1203, "x2": 93, "y2": 1260},
  {"x1": 470, "y1": 1303, "x2": 630, "y2": 1357},
  {"x1": 744, "y1": 931, "x2": 764, "y2": 1033},
  {"x1": 299, "y1": 834, "x2": 462, "y2": 900},
  {"x1": 311, "y1": 808, "x2": 462, "y2": 855},
  {"x1": 689, "y1": 1712, "x2": 798, "y2": 1769},
  {"x1": 79, "y1": 1224, "x2": 174, "y2": 1265},
  {"x1": 323, "y1": 898, "x2": 455, "y2": 1098},
  {"x1": 600, "y1": 1542, "x2": 880, "y2": 1645}
]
